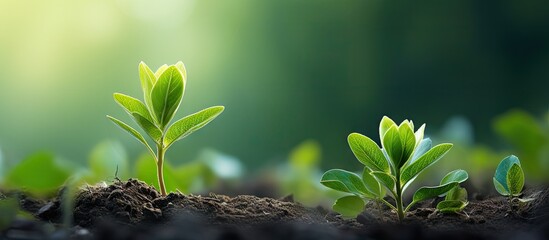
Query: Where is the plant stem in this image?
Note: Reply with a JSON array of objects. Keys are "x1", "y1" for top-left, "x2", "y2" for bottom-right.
[
  {"x1": 395, "y1": 170, "x2": 405, "y2": 222},
  {"x1": 156, "y1": 141, "x2": 167, "y2": 196}
]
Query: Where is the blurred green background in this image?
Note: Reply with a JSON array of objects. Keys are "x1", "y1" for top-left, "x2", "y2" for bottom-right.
[{"x1": 0, "y1": 0, "x2": 548, "y2": 198}]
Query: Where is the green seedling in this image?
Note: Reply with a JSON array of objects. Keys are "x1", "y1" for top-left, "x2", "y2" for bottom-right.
[
  {"x1": 436, "y1": 185, "x2": 468, "y2": 214},
  {"x1": 107, "y1": 61, "x2": 224, "y2": 196},
  {"x1": 493, "y1": 155, "x2": 534, "y2": 209},
  {"x1": 321, "y1": 116, "x2": 468, "y2": 221}
]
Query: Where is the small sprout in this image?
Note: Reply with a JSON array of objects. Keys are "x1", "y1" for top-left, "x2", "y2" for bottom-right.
[
  {"x1": 321, "y1": 116, "x2": 468, "y2": 221},
  {"x1": 493, "y1": 155, "x2": 524, "y2": 197},
  {"x1": 436, "y1": 185, "x2": 468, "y2": 214},
  {"x1": 107, "y1": 62, "x2": 224, "y2": 196}
]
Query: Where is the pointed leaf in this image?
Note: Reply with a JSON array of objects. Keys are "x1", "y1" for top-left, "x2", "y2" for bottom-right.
[
  {"x1": 139, "y1": 62, "x2": 156, "y2": 111},
  {"x1": 414, "y1": 124, "x2": 425, "y2": 147},
  {"x1": 362, "y1": 167, "x2": 382, "y2": 197},
  {"x1": 382, "y1": 126, "x2": 403, "y2": 168},
  {"x1": 371, "y1": 171, "x2": 396, "y2": 195},
  {"x1": 113, "y1": 93, "x2": 154, "y2": 123},
  {"x1": 436, "y1": 200, "x2": 468, "y2": 213},
  {"x1": 164, "y1": 106, "x2": 225, "y2": 148},
  {"x1": 151, "y1": 66, "x2": 184, "y2": 127},
  {"x1": 106, "y1": 116, "x2": 155, "y2": 156},
  {"x1": 348, "y1": 133, "x2": 389, "y2": 173},
  {"x1": 175, "y1": 61, "x2": 187, "y2": 80},
  {"x1": 155, "y1": 64, "x2": 169, "y2": 79},
  {"x1": 398, "y1": 121, "x2": 416, "y2": 162},
  {"x1": 400, "y1": 143, "x2": 453, "y2": 186},
  {"x1": 320, "y1": 169, "x2": 372, "y2": 197},
  {"x1": 132, "y1": 113, "x2": 162, "y2": 142},
  {"x1": 507, "y1": 163, "x2": 524, "y2": 196},
  {"x1": 379, "y1": 116, "x2": 397, "y2": 144},
  {"x1": 332, "y1": 196, "x2": 365, "y2": 218},
  {"x1": 494, "y1": 155, "x2": 520, "y2": 193}
]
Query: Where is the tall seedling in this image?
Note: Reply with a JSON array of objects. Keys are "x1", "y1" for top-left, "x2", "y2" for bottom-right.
[{"x1": 107, "y1": 62, "x2": 224, "y2": 196}]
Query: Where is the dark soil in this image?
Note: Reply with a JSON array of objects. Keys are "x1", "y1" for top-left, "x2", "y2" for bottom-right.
[{"x1": 3, "y1": 179, "x2": 549, "y2": 240}]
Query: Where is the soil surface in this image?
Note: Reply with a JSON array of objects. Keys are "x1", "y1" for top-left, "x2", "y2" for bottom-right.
[{"x1": 2, "y1": 179, "x2": 549, "y2": 240}]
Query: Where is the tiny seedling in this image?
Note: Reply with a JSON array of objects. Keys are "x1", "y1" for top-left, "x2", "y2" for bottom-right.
[
  {"x1": 321, "y1": 116, "x2": 468, "y2": 221},
  {"x1": 493, "y1": 155, "x2": 533, "y2": 208},
  {"x1": 107, "y1": 62, "x2": 224, "y2": 196},
  {"x1": 436, "y1": 185, "x2": 468, "y2": 214}
]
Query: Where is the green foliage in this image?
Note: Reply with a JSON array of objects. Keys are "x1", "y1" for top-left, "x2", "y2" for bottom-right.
[
  {"x1": 107, "y1": 61, "x2": 224, "y2": 196},
  {"x1": 493, "y1": 155, "x2": 524, "y2": 197},
  {"x1": 436, "y1": 185, "x2": 468, "y2": 213},
  {"x1": 3, "y1": 152, "x2": 71, "y2": 196},
  {"x1": 87, "y1": 140, "x2": 129, "y2": 183},
  {"x1": 321, "y1": 116, "x2": 468, "y2": 221}
]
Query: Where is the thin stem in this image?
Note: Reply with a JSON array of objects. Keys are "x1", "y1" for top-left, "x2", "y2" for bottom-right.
[
  {"x1": 379, "y1": 198, "x2": 397, "y2": 211},
  {"x1": 395, "y1": 169, "x2": 405, "y2": 222},
  {"x1": 156, "y1": 141, "x2": 167, "y2": 196}
]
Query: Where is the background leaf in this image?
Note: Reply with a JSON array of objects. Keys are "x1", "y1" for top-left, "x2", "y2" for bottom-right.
[
  {"x1": 4, "y1": 152, "x2": 71, "y2": 196},
  {"x1": 87, "y1": 140, "x2": 129, "y2": 183},
  {"x1": 151, "y1": 66, "x2": 184, "y2": 128},
  {"x1": 332, "y1": 195, "x2": 365, "y2": 218}
]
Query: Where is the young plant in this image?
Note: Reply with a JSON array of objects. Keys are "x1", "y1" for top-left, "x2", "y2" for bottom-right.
[
  {"x1": 436, "y1": 185, "x2": 468, "y2": 214},
  {"x1": 321, "y1": 116, "x2": 468, "y2": 221},
  {"x1": 107, "y1": 61, "x2": 224, "y2": 196},
  {"x1": 492, "y1": 155, "x2": 534, "y2": 210}
]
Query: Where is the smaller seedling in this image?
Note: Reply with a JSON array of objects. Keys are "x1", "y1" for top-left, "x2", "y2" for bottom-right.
[
  {"x1": 436, "y1": 185, "x2": 468, "y2": 214},
  {"x1": 321, "y1": 116, "x2": 469, "y2": 221},
  {"x1": 107, "y1": 62, "x2": 224, "y2": 196},
  {"x1": 493, "y1": 155, "x2": 533, "y2": 208}
]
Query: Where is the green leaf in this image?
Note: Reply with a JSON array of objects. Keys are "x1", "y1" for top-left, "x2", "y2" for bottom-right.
[
  {"x1": 332, "y1": 196, "x2": 365, "y2": 218},
  {"x1": 348, "y1": 133, "x2": 390, "y2": 173},
  {"x1": 493, "y1": 177, "x2": 509, "y2": 195},
  {"x1": 154, "y1": 64, "x2": 169, "y2": 79},
  {"x1": 113, "y1": 93, "x2": 154, "y2": 123},
  {"x1": 379, "y1": 116, "x2": 397, "y2": 142},
  {"x1": 371, "y1": 171, "x2": 396, "y2": 195},
  {"x1": 436, "y1": 200, "x2": 468, "y2": 213},
  {"x1": 446, "y1": 186, "x2": 468, "y2": 201},
  {"x1": 4, "y1": 152, "x2": 71, "y2": 196},
  {"x1": 138, "y1": 62, "x2": 156, "y2": 111},
  {"x1": 174, "y1": 61, "x2": 187, "y2": 80},
  {"x1": 408, "y1": 170, "x2": 468, "y2": 209},
  {"x1": 414, "y1": 124, "x2": 426, "y2": 148},
  {"x1": 507, "y1": 163, "x2": 524, "y2": 196},
  {"x1": 494, "y1": 155, "x2": 520, "y2": 194},
  {"x1": 132, "y1": 113, "x2": 162, "y2": 142},
  {"x1": 164, "y1": 106, "x2": 225, "y2": 148},
  {"x1": 106, "y1": 116, "x2": 155, "y2": 156},
  {"x1": 382, "y1": 125, "x2": 403, "y2": 168},
  {"x1": 320, "y1": 169, "x2": 372, "y2": 197},
  {"x1": 400, "y1": 143, "x2": 453, "y2": 186},
  {"x1": 88, "y1": 141, "x2": 129, "y2": 183},
  {"x1": 398, "y1": 121, "x2": 416, "y2": 163},
  {"x1": 151, "y1": 66, "x2": 184, "y2": 128},
  {"x1": 289, "y1": 140, "x2": 321, "y2": 170},
  {"x1": 362, "y1": 167, "x2": 383, "y2": 197},
  {"x1": 409, "y1": 138, "x2": 432, "y2": 165}
]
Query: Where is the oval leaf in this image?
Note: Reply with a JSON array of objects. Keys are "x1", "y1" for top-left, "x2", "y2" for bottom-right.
[
  {"x1": 132, "y1": 113, "x2": 162, "y2": 142},
  {"x1": 151, "y1": 66, "x2": 184, "y2": 128},
  {"x1": 379, "y1": 116, "x2": 397, "y2": 143},
  {"x1": 436, "y1": 200, "x2": 468, "y2": 213},
  {"x1": 332, "y1": 196, "x2": 365, "y2": 219},
  {"x1": 382, "y1": 125, "x2": 403, "y2": 168},
  {"x1": 371, "y1": 171, "x2": 396, "y2": 195},
  {"x1": 348, "y1": 133, "x2": 390, "y2": 173},
  {"x1": 320, "y1": 169, "x2": 372, "y2": 197},
  {"x1": 493, "y1": 177, "x2": 509, "y2": 196},
  {"x1": 398, "y1": 121, "x2": 416, "y2": 163},
  {"x1": 154, "y1": 64, "x2": 169, "y2": 79},
  {"x1": 440, "y1": 169, "x2": 469, "y2": 185},
  {"x1": 164, "y1": 106, "x2": 225, "y2": 148},
  {"x1": 506, "y1": 163, "x2": 524, "y2": 196},
  {"x1": 400, "y1": 143, "x2": 453, "y2": 186},
  {"x1": 494, "y1": 155, "x2": 520, "y2": 193},
  {"x1": 362, "y1": 167, "x2": 382, "y2": 197}
]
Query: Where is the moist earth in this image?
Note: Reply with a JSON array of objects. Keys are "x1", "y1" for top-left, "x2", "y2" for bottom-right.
[{"x1": 2, "y1": 179, "x2": 549, "y2": 240}]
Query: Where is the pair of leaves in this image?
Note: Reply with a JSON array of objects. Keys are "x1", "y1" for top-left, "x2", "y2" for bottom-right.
[
  {"x1": 493, "y1": 155, "x2": 524, "y2": 196},
  {"x1": 436, "y1": 186, "x2": 468, "y2": 213}
]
